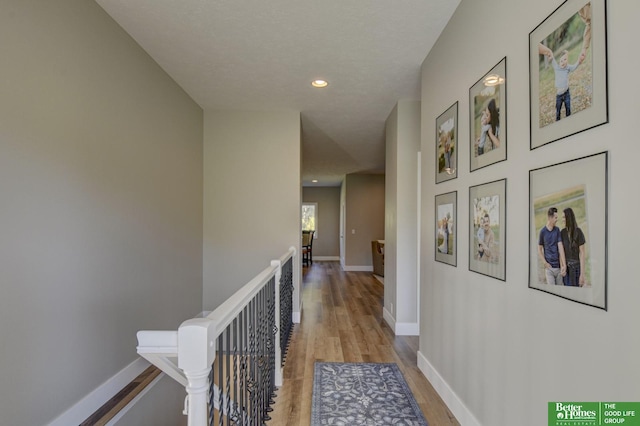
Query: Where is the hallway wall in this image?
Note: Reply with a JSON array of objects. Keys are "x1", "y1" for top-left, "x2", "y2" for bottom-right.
[
  {"x1": 419, "y1": 1, "x2": 640, "y2": 425},
  {"x1": 0, "y1": 1, "x2": 203, "y2": 424},
  {"x1": 343, "y1": 174, "x2": 385, "y2": 269},
  {"x1": 203, "y1": 110, "x2": 301, "y2": 311},
  {"x1": 303, "y1": 186, "x2": 341, "y2": 258},
  {"x1": 385, "y1": 101, "x2": 421, "y2": 335}
]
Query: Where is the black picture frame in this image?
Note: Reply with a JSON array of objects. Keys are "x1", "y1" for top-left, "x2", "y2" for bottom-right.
[
  {"x1": 469, "y1": 179, "x2": 506, "y2": 281},
  {"x1": 529, "y1": 0, "x2": 608, "y2": 149},
  {"x1": 435, "y1": 102, "x2": 458, "y2": 183},
  {"x1": 528, "y1": 152, "x2": 608, "y2": 310},
  {"x1": 435, "y1": 191, "x2": 457, "y2": 267},
  {"x1": 469, "y1": 57, "x2": 507, "y2": 172}
]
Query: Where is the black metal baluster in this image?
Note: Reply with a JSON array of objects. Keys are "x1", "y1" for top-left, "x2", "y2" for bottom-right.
[
  {"x1": 218, "y1": 333, "x2": 224, "y2": 426},
  {"x1": 239, "y1": 308, "x2": 245, "y2": 426},
  {"x1": 231, "y1": 317, "x2": 239, "y2": 425},
  {"x1": 257, "y1": 287, "x2": 265, "y2": 424},
  {"x1": 248, "y1": 298, "x2": 257, "y2": 425},
  {"x1": 280, "y1": 258, "x2": 294, "y2": 368},
  {"x1": 208, "y1": 367, "x2": 215, "y2": 425},
  {"x1": 261, "y1": 285, "x2": 270, "y2": 424},
  {"x1": 269, "y1": 277, "x2": 276, "y2": 408},
  {"x1": 225, "y1": 326, "x2": 231, "y2": 425}
]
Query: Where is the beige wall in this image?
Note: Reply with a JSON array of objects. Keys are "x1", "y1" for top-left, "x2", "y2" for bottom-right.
[
  {"x1": 385, "y1": 101, "x2": 421, "y2": 333},
  {"x1": 203, "y1": 110, "x2": 301, "y2": 311},
  {"x1": 0, "y1": 1, "x2": 203, "y2": 424},
  {"x1": 113, "y1": 376, "x2": 187, "y2": 426},
  {"x1": 385, "y1": 106, "x2": 399, "y2": 314},
  {"x1": 344, "y1": 174, "x2": 385, "y2": 268},
  {"x1": 303, "y1": 187, "x2": 341, "y2": 258},
  {"x1": 419, "y1": 1, "x2": 640, "y2": 425}
]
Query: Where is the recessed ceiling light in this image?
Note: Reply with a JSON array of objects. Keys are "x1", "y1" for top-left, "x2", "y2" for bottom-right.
[
  {"x1": 311, "y1": 80, "x2": 328, "y2": 88},
  {"x1": 483, "y1": 74, "x2": 504, "y2": 87},
  {"x1": 311, "y1": 179, "x2": 318, "y2": 183}
]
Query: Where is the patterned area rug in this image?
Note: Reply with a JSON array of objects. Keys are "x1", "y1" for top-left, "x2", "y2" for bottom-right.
[{"x1": 311, "y1": 362, "x2": 429, "y2": 425}]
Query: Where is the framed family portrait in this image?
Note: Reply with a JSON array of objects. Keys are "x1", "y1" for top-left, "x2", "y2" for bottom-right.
[
  {"x1": 529, "y1": 152, "x2": 607, "y2": 310},
  {"x1": 469, "y1": 179, "x2": 506, "y2": 281},
  {"x1": 435, "y1": 191, "x2": 457, "y2": 266},
  {"x1": 469, "y1": 57, "x2": 507, "y2": 172},
  {"x1": 529, "y1": 0, "x2": 608, "y2": 149},
  {"x1": 435, "y1": 102, "x2": 458, "y2": 183}
]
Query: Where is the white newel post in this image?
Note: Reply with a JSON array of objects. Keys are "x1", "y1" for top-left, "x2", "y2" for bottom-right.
[
  {"x1": 271, "y1": 259, "x2": 283, "y2": 387},
  {"x1": 178, "y1": 317, "x2": 217, "y2": 426}
]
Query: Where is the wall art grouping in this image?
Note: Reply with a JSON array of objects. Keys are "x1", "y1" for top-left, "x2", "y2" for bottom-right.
[{"x1": 431, "y1": 0, "x2": 608, "y2": 306}]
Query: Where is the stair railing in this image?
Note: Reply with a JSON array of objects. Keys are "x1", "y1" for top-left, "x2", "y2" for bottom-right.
[{"x1": 137, "y1": 247, "x2": 297, "y2": 426}]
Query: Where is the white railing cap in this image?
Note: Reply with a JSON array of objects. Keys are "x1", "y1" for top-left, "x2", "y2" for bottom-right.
[
  {"x1": 136, "y1": 330, "x2": 178, "y2": 354},
  {"x1": 178, "y1": 317, "x2": 217, "y2": 371}
]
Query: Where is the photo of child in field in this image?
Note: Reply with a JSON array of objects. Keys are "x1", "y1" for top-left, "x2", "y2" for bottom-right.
[{"x1": 538, "y1": 2, "x2": 592, "y2": 128}]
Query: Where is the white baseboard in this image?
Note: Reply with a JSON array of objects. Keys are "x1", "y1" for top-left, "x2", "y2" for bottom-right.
[
  {"x1": 382, "y1": 308, "x2": 419, "y2": 336},
  {"x1": 48, "y1": 357, "x2": 151, "y2": 426},
  {"x1": 342, "y1": 265, "x2": 374, "y2": 272},
  {"x1": 395, "y1": 322, "x2": 419, "y2": 336},
  {"x1": 382, "y1": 307, "x2": 395, "y2": 330},
  {"x1": 417, "y1": 351, "x2": 481, "y2": 426},
  {"x1": 312, "y1": 256, "x2": 340, "y2": 261}
]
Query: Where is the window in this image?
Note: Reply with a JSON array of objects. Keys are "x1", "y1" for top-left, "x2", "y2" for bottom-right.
[{"x1": 302, "y1": 203, "x2": 317, "y2": 237}]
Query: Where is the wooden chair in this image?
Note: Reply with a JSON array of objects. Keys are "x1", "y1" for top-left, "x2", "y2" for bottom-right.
[
  {"x1": 302, "y1": 230, "x2": 314, "y2": 266},
  {"x1": 371, "y1": 240, "x2": 384, "y2": 276}
]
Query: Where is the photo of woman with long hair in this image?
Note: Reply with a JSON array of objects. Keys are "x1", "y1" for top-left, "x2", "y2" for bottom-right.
[
  {"x1": 474, "y1": 98, "x2": 501, "y2": 156},
  {"x1": 560, "y1": 207, "x2": 586, "y2": 286}
]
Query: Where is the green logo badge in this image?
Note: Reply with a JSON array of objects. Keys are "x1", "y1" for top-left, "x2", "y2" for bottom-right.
[{"x1": 549, "y1": 402, "x2": 640, "y2": 426}]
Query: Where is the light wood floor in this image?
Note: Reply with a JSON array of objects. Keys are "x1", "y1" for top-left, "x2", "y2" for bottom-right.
[{"x1": 268, "y1": 261, "x2": 459, "y2": 426}]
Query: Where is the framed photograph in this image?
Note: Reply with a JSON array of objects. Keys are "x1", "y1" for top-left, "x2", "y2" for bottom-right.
[
  {"x1": 469, "y1": 179, "x2": 506, "y2": 281},
  {"x1": 469, "y1": 57, "x2": 507, "y2": 172},
  {"x1": 435, "y1": 191, "x2": 457, "y2": 266},
  {"x1": 529, "y1": 0, "x2": 608, "y2": 149},
  {"x1": 435, "y1": 102, "x2": 458, "y2": 183},
  {"x1": 529, "y1": 152, "x2": 607, "y2": 310}
]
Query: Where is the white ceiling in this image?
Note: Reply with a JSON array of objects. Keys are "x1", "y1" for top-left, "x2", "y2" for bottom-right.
[{"x1": 95, "y1": 0, "x2": 460, "y2": 186}]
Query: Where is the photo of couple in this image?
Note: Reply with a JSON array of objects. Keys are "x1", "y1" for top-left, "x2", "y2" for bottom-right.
[
  {"x1": 535, "y1": 188, "x2": 589, "y2": 288},
  {"x1": 529, "y1": 152, "x2": 607, "y2": 310}
]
